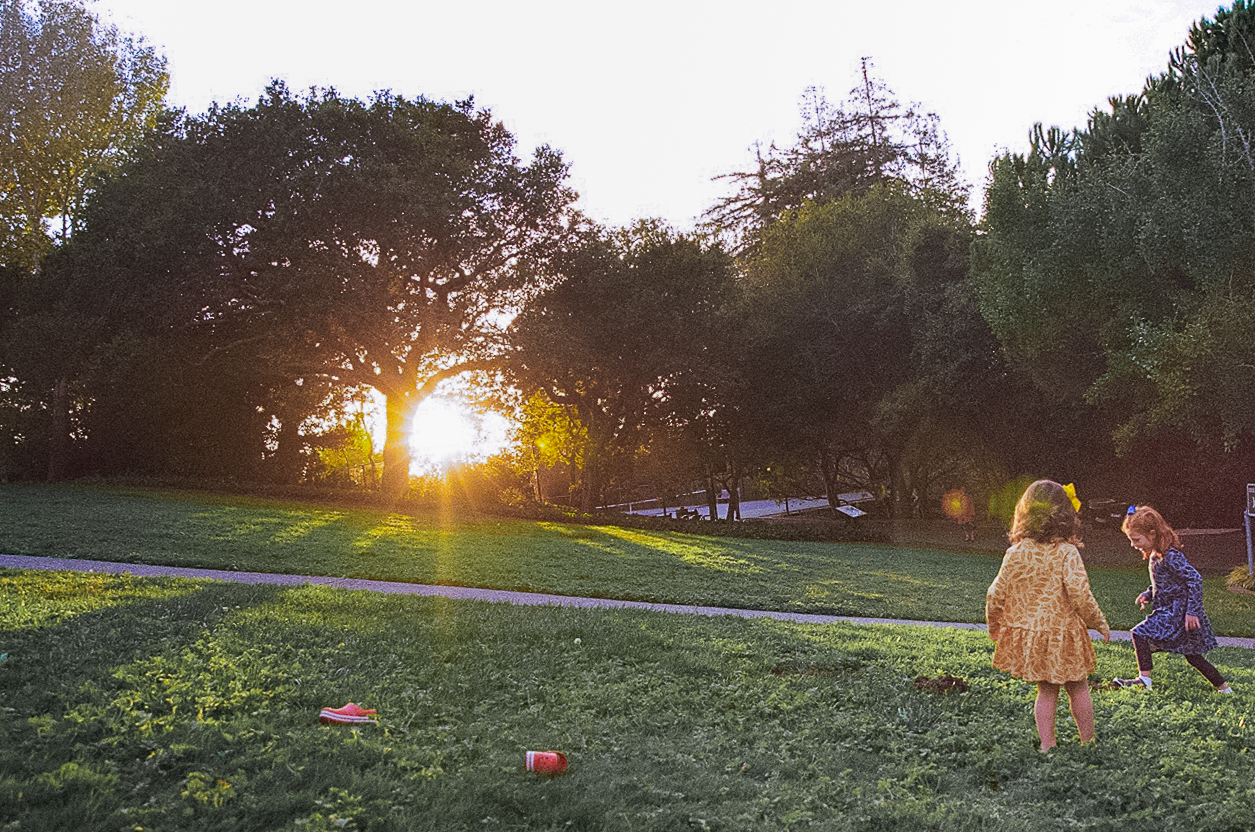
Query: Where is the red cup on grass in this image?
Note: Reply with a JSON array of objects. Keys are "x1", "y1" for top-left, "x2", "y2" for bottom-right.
[{"x1": 525, "y1": 750, "x2": 568, "y2": 776}]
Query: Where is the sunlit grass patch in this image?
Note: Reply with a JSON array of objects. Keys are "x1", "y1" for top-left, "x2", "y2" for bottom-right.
[
  {"x1": 536, "y1": 521, "x2": 602, "y2": 539},
  {"x1": 592, "y1": 525, "x2": 761, "y2": 573},
  {"x1": 803, "y1": 569, "x2": 957, "y2": 615},
  {"x1": 861, "y1": 568, "x2": 949, "y2": 590},
  {"x1": 798, "y1": 578, "x2": 898, "y2": 611},
  {"x1": 352, "y1": 516, "x2": 422, "y2": 551},
  {"x1": 191, "y1": 506, "x2": 292, "y2": 540},
  {"x1": 265, "y1": 511, "x2": 349, "y2": 545},
  {"x1": 0, "y1": 569, "x2": 199, "y2": 631}
]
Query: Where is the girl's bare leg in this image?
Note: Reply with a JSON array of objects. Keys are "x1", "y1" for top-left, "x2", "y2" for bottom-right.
[
  {"x1": 1035, "y1": 682, "x2": 1060, "y2": 751},
  {"x1": 1064, "y1": 679, "x2": 1095, "y2": 743}
]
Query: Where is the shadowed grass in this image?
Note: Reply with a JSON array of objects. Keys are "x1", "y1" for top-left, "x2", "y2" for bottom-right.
[{"x1": 1, "y1": 570, "x2": 1252, "y2": 831}]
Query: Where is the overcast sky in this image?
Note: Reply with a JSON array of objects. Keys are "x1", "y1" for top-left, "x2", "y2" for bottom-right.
[{"x1": 92, "y1": 0, "x2": 1226, "y2": 229}]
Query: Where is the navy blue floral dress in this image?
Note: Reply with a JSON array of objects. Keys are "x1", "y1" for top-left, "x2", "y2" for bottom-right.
[{"x1": 1131, "y1": 547, "x2": 1218, "y2": 655}]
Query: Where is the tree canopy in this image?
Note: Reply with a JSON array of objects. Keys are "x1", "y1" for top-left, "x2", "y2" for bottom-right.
[
  {"x1": 507, "y1": 221, "x2": 735, "y2": 511},
  {"x1": 976, "y1": 3, "x2": 1255, "y2": 428},
  {"x1": 706, "y1": 61, "x2": 969, "y2": 256},
  {"x1": 61, "y1": 83, "x2": 577, "y2": 490},
  {"x1": 0, "y1": 0, "x2": 167, "y2": 271},
  {"x1": 0, "y1": 0, "x2": 167, "y2": 479},
  {"x1": 973, "y1": 1, "x2": 1255, "y2": 518},
  {"x1": 5, "y1": 4, "x2": 1255, "y2": 525},
  {"x1": 736, "y1": 183, "x2": 1006, "y2": 515}
]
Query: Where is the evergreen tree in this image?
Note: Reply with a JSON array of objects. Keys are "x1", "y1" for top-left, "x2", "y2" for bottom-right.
[
  {"x1": 705, "y1": 60, "x2": 968, "y2": 255},
  {"x1": 974, "y1": 1, "x2": 1255, "y2": 520}
]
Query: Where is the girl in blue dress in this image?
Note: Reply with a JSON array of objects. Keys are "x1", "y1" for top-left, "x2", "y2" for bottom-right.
[{"x1": 1114, "y1": 505, "x2": 1233, "y2": 693}]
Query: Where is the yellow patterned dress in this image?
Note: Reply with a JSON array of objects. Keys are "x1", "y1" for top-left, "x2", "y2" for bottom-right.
[{"x1": 986, "y1": 539, "x2": 1111, "y2": 684}]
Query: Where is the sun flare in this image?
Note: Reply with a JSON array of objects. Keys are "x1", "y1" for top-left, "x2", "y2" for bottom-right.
[{"x1": 407, "y1": 397, "x2": 509, "y2": 474}]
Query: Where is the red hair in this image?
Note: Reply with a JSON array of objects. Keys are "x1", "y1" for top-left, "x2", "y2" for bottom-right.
[{"x1": 1121, "y1": 505, "x2": 1180, "y2": 556}]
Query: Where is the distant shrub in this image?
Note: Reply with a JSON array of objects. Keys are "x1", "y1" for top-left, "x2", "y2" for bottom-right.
[{"x1": 1227, "y1": 565, "x2": 1255, "y2": 593}]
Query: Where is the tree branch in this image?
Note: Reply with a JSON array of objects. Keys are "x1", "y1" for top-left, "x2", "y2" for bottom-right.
[
  {"x1": 412, "y1": 358, "x2": 496, "y2": 401},
  {"x1": 194, "y1": 334, "x2": 270, "y2": 367}
]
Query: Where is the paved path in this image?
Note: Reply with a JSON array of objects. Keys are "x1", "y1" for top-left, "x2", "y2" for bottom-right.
[{"x1": 4, "y1": 554, "x2": 1253, "y2": 650}]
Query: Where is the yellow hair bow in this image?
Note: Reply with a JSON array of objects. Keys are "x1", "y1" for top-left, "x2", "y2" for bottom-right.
[{"x1": 1063, "y1": 483, "x2": 1081, "y2": 513}]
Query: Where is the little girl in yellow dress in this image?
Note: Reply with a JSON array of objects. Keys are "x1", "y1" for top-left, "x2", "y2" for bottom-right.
[{"x1": 986, "y1": 480, "x2": 1111, "y2": 752}]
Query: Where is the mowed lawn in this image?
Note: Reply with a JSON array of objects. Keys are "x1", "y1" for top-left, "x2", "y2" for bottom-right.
[
  {"x1": 2, "y1": 569, "x2": 1254, "y2": 831},
  {"x1": 3, "y1": 484, "x2": 1255, "y2": 830},
  {"x1": 2, "y1": 483, "x2": 1253, "y2": 636}
]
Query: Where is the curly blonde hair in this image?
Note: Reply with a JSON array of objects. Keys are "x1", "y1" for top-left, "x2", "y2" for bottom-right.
[{"x1": 1008, "y1": 479, "x2": 1081, "y2": 544}]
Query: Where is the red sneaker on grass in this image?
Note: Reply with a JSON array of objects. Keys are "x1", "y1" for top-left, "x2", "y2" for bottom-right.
[{"x1": 319, "y1": 702, "x2": 378, "y2": 724}]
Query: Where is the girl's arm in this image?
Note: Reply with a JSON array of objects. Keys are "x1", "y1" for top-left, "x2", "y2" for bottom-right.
[
  {"x1": 985, "y1": 569, "x2": 1006, "y2": 641},
  {"x1": 1061, "y1": 545, "x2": 1110, "y2": 638}
]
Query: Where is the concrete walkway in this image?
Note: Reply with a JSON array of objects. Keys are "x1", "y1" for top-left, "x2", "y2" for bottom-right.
[{"x1": 4, "y1": 554, "x2": 1253, "y2": 650}]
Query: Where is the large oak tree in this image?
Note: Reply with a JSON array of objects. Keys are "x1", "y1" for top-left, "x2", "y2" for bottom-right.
[{"x1": 66, "y1": 83, "x2": 576, "y2": 491}]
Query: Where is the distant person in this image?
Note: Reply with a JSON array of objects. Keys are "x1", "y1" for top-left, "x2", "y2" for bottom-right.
[
  {"x1": 1113, "y1": 506, "x2": 1233, "y2": 694},
  {"x1": 943, "y1": 488, "x2": 977, "y2": 541},
  {"x1": 986, "y1": 480, "x2": 1111, "y2": 752}
]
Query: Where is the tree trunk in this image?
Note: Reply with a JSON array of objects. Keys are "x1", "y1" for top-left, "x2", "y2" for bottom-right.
[
  {"x1": 271, "y1": 415, "x2": 304, "y2": 483},
  {"x1": 725, "y1": 467, "x2": 742, "y2": 521},
  {"x1": 886, "y1": 451, "x2": 903, "y2": 520},
  {"x1": 818, "y1": 442, "x2": 840, "y2": 519},
  {"x1": 381, "y1": 392, "x2": 413, "y2": 496},
  {"x1": 706, "y1": 470, "x2": 719, "y2": 520},
  {"x1": 578, "y1": 417, "x2": 611, "y2": 514},
  {"x1": 531, "y1": 442, "x2": 544, "y2": 503},
  {"x1": 579, "y1": 455, "x2": 599, "y2": 514},
  {"x1": 47, "y1": 376, "x2": 70, "y2": 482}
]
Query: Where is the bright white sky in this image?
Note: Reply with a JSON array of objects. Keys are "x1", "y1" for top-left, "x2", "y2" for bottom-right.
[{"x1": 91, "y1": 0, "x2": 1222, "y2": 228}]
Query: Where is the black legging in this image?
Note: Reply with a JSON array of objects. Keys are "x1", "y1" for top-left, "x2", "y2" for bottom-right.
[{"x1": 1133, "y1": 633, "x2": 1227, "y2": 688}]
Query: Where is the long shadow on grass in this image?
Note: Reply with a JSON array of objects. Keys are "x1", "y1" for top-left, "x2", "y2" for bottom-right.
[
  {"x1": 0, "y1": 578, "x2": 315, "y2": 829},
  {"x1": 543, "y1": 524, "x2": 999, "y2": 619},
  {"x1": 0, "y1": 578, "x2": 287, "y2": 716}
]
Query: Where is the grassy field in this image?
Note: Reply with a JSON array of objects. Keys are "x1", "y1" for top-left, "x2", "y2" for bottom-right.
[
  {"x1": 2, "y1": 483, "x2": 1253, "y2": 636},
  {"x1": 2, "y1": 484, "x2": 1254, "y2": 830}
]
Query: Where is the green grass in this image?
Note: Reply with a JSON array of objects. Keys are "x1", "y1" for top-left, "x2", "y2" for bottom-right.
[
  {"x1": 1, "y1": 570, "x2": 1252, "y2": 831},
  {"x1": 1, "y1": 483, "x2": 1253, "y2": 636},
  {"x1": 2, "y1": 483, "x2": 1255, "y2": 830}
]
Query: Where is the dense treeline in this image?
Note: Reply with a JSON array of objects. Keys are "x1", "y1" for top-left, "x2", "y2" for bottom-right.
[
  {"x1": 2, "y1": 0, "x2": 1253, "y2": 525},
  {"x1": 973, "y1": 1, "x2": 1255, "y2": 523}
]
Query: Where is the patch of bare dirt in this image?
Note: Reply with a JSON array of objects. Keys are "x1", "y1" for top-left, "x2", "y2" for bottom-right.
[{"x1": 914, "y1": 674, "x2": 969, "y2": 693}]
